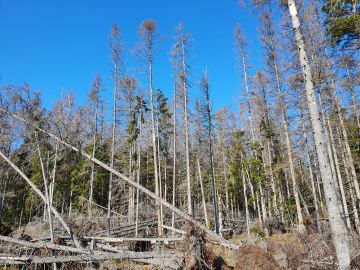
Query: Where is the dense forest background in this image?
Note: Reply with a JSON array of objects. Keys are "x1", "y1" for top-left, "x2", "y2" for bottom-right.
[{"x1": 0, "y1": 0, "x2": 359, "y2": 268}]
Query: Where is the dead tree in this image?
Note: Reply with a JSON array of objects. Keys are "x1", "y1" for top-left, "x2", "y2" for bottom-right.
[
  {"x1": 108, "y1": 24, "x2": 122, "y2": 235},
  {"x1": 137, "y1": 19, "x2": 162, "y2": 236},
  {"x1": 287, "y1": 0, "x2": 350, "y2": 267}
]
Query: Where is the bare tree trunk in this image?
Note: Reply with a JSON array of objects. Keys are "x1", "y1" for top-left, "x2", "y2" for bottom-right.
[
  {"x1": 259, "y1": 183, "x2": 267, "y2": 224},
  {"x1": 316, "y1": 174, "x2": 325, "y2": 214},
  {"x1": 301, "y1": 119, "x2": 321, "y2": 233},
  {"x1": 328, "y1": 118, "x2": 351, "y2": 229},
  {"x1": 50, "y1": 144, "x2": 58, "y2": 206},
  {"x1": 325, "y1": 53, "x2": 360, "y2": 215},
  {"x1": 346, "y1": 63, "x2": 360, "y2": 136},
  {"x1": 287, "y1": 0, "x2": 350, "y2": 267},
  {"x1": 108, "y1": 64, "x2": 117, "y2": 237},
  {"x1": 89, "y1": 128, "x2": 97, "y2": 217},
  {"x1": 317, "y1": 89, "x2": 338, "y2": 185},
  {"x1": 156, "y1": 122, "x2": 164, "y2": 225},
  {"x1": 339, "y1": 144, "x2": 360, "y2": 234},
  {"x1": 242, "y1": 166, "x2": 250, "y2": 236},
  {"x1": 197, "y1": 159, "x2": 209, "y2": 228},
  {"x1": 180, "y1": 37, "x2": 192, "y2": 216},
  {"x1": 217, "y1": 192, "x2": 223, "y2": 236},
  {"x1": 256, "y1": 191, "x2": 263, "y2": 229},
  {"x1": 267, "y1": 140, "x2": 278, "y2": 216},
  {"x1": 35, "y1": 136, "x2": 57, "y2": 270},
  {"x1": 148, "y1": 45, "x2": 162, "y2": 237},
  {"x1": 0, "y1": 172, "x2": 8, "y2": 215},
  {"x1": 241, "y1": 51, "x2": 255, "y2": 142},
  {"x1": 135, "y1": 113, "x2": 142, "y2": 237},
  {"x1": 69, "y1": 190, "x2": 73, "y2": 218},
  {"x1": 245, "y1": 168, "x2": 256, "y2": 211},
  {"x1": 278, "y1": 187, "x2": 285, "y2": 223},
  {"x1": 171, "y1": 79, "x2": 177, "y2": 234},
  {"x1": 274, "y1": 60, "x2": 304, "y2": 231},
  {"x1": 201, "y1": 71, "x2": 220, "y2": 234},
  {"x1": 128, "y1": 144, "x2": 133, "y2": 222}
]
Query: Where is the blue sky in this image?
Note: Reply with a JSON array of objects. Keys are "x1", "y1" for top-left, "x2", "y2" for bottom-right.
[{"x1": 0, "y1": 0, "x2": 264, "y2": 112}]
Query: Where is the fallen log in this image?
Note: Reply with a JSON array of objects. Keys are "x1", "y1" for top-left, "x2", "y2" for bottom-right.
[
  {"x1": 83, "y1": 236, "x2": 183, "y2": 243},
  {"x1": 0, "y1": 108, "x2": 239, "y2": 250},
  {"x1": 161, "y1": 224, "x2": 185, "y2": 234},
  {"x1": 0, "y1": 235, "x2": 94, "y2": 254},
  {"x1": 96, "y1": 243, "x2": 183, "y2": 269},
  {"x1": 0, "y1": 235, "x2": 184, "y2": 268},
  {"x1": 0, "y1": 252, "x2": 183, "y2": 269},
  {"x1": 0, "y1": 257, "x2": 25, "y2": 265}
]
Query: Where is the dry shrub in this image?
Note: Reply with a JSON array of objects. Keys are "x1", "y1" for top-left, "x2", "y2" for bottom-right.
[
  {"x1": 267, "y1": 232, "x2": 336, "y2": 269},
  {"x1": 69, "y1": 214, "x2": 106, "y2": 237},
  {"x1": 234, "y1": 244, "x2": 281, "y2": 270}
]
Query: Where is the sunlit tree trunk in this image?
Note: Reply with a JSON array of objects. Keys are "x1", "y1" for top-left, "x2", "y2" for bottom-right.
[
  {"x1": 242, "y1": 165, "x2": 250, "y2": 236},
  {"x1": 197, "y1": 159, "x2": 209, "y2": 228},
  {"x1": 171, "y1": 78, "x2": 177, "y2": 233},
  {"x1": 135, "y1": 113, "x2": 142, "y2": 237},
  {"x1": 287, "y1": 0, "x2": 350, "y2": 267},
  {"x1": 108, "y1": 25, "x2": 121, "y2": 235}
]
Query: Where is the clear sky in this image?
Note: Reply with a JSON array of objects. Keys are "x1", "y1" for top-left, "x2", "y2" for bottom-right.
[{"x1": 0, "y1": 0, "x2": 264, "y2": 112}]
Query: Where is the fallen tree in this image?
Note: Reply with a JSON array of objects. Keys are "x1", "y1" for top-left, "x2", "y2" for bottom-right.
[
  {"x1": 0, "y1": 107, "x2": 240, "y2": 251},
  {"x1": 0, "y1": 150, "x2": 82, "y2": 248}
]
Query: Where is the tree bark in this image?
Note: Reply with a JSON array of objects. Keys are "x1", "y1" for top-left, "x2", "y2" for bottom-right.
[{"x1": 287, "y1": 0, "x2": 350, "y2": 267}]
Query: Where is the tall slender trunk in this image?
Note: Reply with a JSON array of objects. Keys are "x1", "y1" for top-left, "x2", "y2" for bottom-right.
[
  {"x1": 301, "y1": 118, "x2": 321, "y2": 233},
  {"x1": 205, "y1": 90, "x2": 220, "y2": 234},
  {"x1": 217, "y1": 192, "x2": 223, "y2": 236},
  {"x1": 89, "y1": 101, "x2": 98, "y2": 217},
  {"x1": 256, "y1": 190, "x2": 263, "y2": 229},
  {"x1": 339, "y1": 141, "x2": 360, "y2": 234},
  {"x1": 128, "y1": 144, "x2": 135, "y2": 222},
  {"x1": 156, "y1": 122, "x2": 164, "y2": 224},
  {"x1": 242, "y1": 165, "x2": 250, "y2": 236},
  {"x1": 274, "y1": 58, "x2": 304, "y2": 230},
  {"x1": 180, "y1": 37, "x2": 192, "y2": 216},
  {"x1": 317, "y1": 88, "x2": 338, "y2": 189},
  {"x1": 287, "y1": 0, "x2": 350, "y2": 267},
  {"x1": 107, "y1": 61, "x2": 117, "y2": 236},
  {"x1": 346, "y1": 63, "x2": 360, "y2": 138},
  {"x1": 171, "y1": 79, "x2": 177, "y2": 233},
  {"x1": 197, "y1": 159, "x2": 209, "y2": 228},
  {"x1": 333, "y1": 86, "x2": 360, "y2": 211},
  {"x1": 50, "y1": 144, "x2": 58, "y2": 206},
  {"x1": 36, "y1": 136, "x2": 57, "y2": 270},
  {"x1": 316, "y1": 9, "x2": 360, "y2": 212},
  {"x1": 135, "y1": 113, "x2": 142, "y2": 237},
  {"x1": 328, "y1": 118, "x2": 351, "y2": 229},
  {"x1": 241, "y1": 52, "x2": 255, "y2": 142},
  {"x1": 267, "y1": 140, "x2": 278, "y2": 216},
  {"x1": 149, "y1": 43, "x2": 162, "y2": 237}
]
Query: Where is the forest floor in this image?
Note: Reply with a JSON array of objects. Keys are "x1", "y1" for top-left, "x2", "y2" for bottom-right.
[{"x1": 3, "y1": 216, "x2": 360, "y2": 269}]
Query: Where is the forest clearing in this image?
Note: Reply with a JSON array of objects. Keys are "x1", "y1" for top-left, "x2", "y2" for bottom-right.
[{"x1": 0, "y1": 0, "x2": 359, "y2": 269}]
